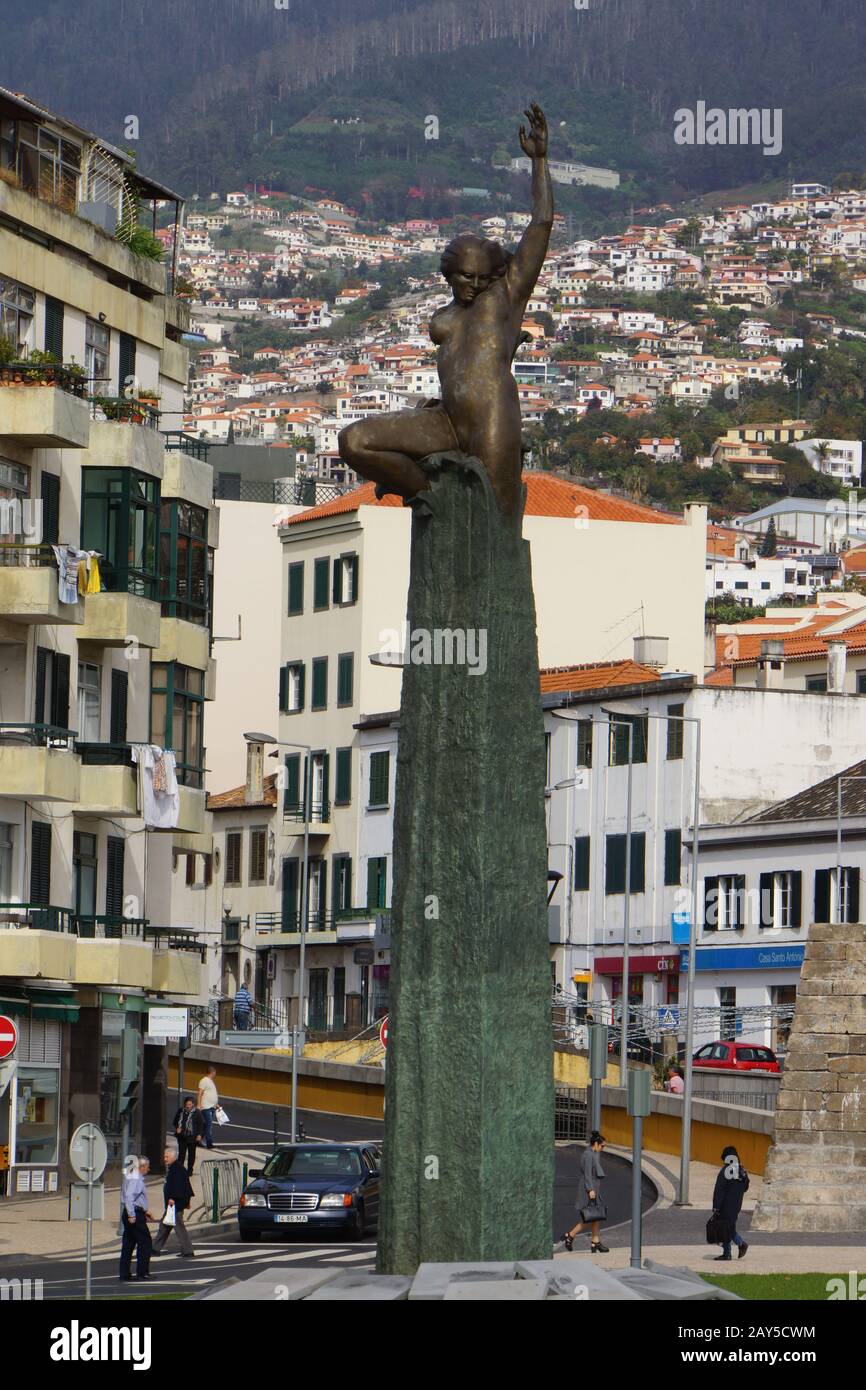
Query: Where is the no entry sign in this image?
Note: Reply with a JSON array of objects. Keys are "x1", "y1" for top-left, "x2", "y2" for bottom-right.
[{"x1": 0, "y1": 1015, "x2": 18, "y2": 1060}]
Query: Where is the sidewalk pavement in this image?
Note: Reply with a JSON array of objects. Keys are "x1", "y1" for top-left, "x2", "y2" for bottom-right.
[{"x1": 559, "y1": 1146, "x2": 866, "y2": 1277}]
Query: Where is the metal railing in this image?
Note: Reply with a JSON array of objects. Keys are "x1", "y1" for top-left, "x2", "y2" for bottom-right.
[
  {"x1": 76, "y1": 741, "x2": 134, "y2": 766},
  {"x1": 255, "y1": 909, "x2": 335, "y2": 933},
  {"x1": 0, "y1": 542, "x2": 56, "y2": 569},
  {"x1": 162, "y1": 431, "x2": 211, "y2": 461},
  {"x1": 144, "y1": 926, "x2": 207, "y2": 959},
  {"x1": 75, "y1": 915, "x2": 148, "y2": 940},
  {"x1": 282, "y1": 798, "x2": 330, "y2": 824},
  {"x1": 88, "y1": 396, "x2": 161, "y2": 427},
  {"x1": 0, "y1": 362, "x2": 88, "y2": 396},
  {"x1": 0, "y1": 902, "x2": 75, "y2": 933},
  {"x1": 555, "y1": 1086, "x2": 588, "y2": 1142},
  {"x1": 0, "y1": 723, "x2": 77, "y2": 749}
]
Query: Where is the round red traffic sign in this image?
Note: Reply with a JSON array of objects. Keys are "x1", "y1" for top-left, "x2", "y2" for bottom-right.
[
  {"x1": 379, "y1": 1016, "x2": 389, "y2": 1049},
  {"x1": 0, "y1": 1015, "x2": 18, "y2": 1060}
]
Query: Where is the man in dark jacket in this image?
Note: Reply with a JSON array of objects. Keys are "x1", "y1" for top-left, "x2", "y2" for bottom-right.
[
  {"x1": 712, "y1": 1144, "x2": 750, "y2": 1261},
  {"x1": 152, "y1": 1146, "x2": 195, "y2": 1258},
  {"x1": 173, "y1": 1096, "x2": 204, "y2": 1174}
]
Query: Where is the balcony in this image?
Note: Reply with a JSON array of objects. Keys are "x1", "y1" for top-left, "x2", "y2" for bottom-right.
[
  {"x1": 150, "y1": 929, "x2": 206, "y2": 995},
  {"x1": 161, "y1": 451, "x2": 214, "y2": 510},
  {"x1": 254, "y1": 909, "x2": 337, "y2": 946},
  {"x1": 82, "y1": 415, "x2": 165, "y2": 480},
  {"x1": 282, "y1": 799, "x2": 332, "y2": 836},
  {"x1": 0, "y1": 544, "x2": 85, "y2": 626},
  {"x1": 0, "y1": 903, "x2": 77, "y2": 979},
  {"x1": 0, "y1": 725, "x2": 80, "y2": 801},
  {"x1": 171, "y1": 784, "x2": 209, "y2": 836},
  {"x1": 162, "y1": 431, "x2": 211, "y2": 461},
  {"x1": 78, "y1": 589, "x2": 161, "y2": 648},
  {"x1": 154, "y1": 616, "x2": 210, "y2": 670},
  {"x1": 334, "y1": 907, "x2": 390, "y2": 943},
  {"x1": 0, "y1": 365, "x2": 91, "y2": 448},
  {"x1": 74, "y1": 923, "x2": 154, "y2": 989},
  {"x1": 74, "y1": 744, "x2": 138, "y2": 817}
]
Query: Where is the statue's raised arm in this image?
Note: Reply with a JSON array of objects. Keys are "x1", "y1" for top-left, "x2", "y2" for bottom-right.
[{"x1": 506, "y1": 104, "x2": 554, "y2": 308}]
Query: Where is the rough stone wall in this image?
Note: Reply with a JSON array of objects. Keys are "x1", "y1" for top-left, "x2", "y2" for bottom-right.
[{"x1": 752, "y1": 922, "x2": 866, "y2": 1232}]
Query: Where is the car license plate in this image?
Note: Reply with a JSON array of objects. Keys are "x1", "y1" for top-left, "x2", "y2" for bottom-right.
[{"x1": 275, "y1": 1213, "x2": 308, "y2": 1223}]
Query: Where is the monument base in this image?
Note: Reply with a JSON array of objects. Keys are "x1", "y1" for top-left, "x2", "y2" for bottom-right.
[{"x1": 752, "y1": 921, "x2": 866, "y2": 1233}]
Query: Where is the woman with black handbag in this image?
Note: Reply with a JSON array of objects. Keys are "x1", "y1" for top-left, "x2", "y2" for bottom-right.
[
  {"x1": 562, "y1": 1130, "x2": 609, "y2": 1254},
  {"x1": 709, "y1": 1144, "x2": 750, "y2": 1261}
]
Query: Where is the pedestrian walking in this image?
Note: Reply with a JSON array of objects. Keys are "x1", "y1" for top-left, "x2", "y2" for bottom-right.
[
  {"x1": 712, "y1": 1144, "x2": 750, "y2": 1261},
  {"x1": 173, "y1": 1096, "x2": 204, "y2": 1173},
  {"x1": 152, "y1": 1147, "x2": 196, "y2": 1258},
  {"x1": 562, "y1": 1130, "x2": 610, "y2": 1254},
  {"x1": 233, "y1": 983, "x2": 253, "y2": 1030},
  {"x1": 196, "y1": 1064, "x2": 219, "y2": 1149},
  {"x1": 665, "y1": 1066, "x2": 684, "y2": 1094},
  {"x1": 119, "y1": 1156, "x2": 155, "y2": 1281}
]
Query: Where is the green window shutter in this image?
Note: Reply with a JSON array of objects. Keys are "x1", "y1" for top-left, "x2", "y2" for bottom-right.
[
  {"x1": 847, "y1": 867, "x2": 860, "y2": 923},
  {"x1": 281, "y1": 858, "x2": 299, "y2": 931},
  {"x1": 288, "y1": 562, "x2": 304, "y2": 615},
  {"x1": 53, "y1": 652, "x2": 71, "y2": 730},
  {"x1": 664, "y1": 829, "x2": 682, "y2": 886},
  {"x1": 349, "y1": 554, "x2": 359, "y2": 603},
  {"x1": 106, "y1": 837, "x2": 125, "y2": 918},
  {"x1": 369, "y1": 751, "x2": 389, "y2": 807},
  {"x1": 759, "y1": 872, "x2": 775, "y2": 928},
  {"x1": 574, "y1": 836, "x2": 590, "y2": 892},
  {"x1": 225, "y1": 832, "x2": 242, "y2": 884},
  {"x1": 297, "y1": 662, "x2": 306, "y2": 711},
  {"x1": 311, "y1": 657, "x2": 327, "y2": 710},
  {"x1": 284, "y1": 754, "x2": 300, "y2": 815},
  {"x1": 332, "y1": 556, "x2": 344, "y2": 604},
  {"x1": 605, "y1": 835, "x2": 625, "y2": 894},
  {"x1": 630, "y1": 833, "x2": 646, "y2": 892},
  {"x1": 318, "y1": 859, "x2": 328, "y2": 927},
  {"x1": 118, "y1": 332, "x2": 136, "y2": 397},
  {"x1": 814, "y1": 869, "x2": 830, "y2": 923},
  {"x1": 314, "y1": 557, "x2": 330, "y2": 609},
  {"x1": 40, "y1": 471, "x2": 60, "y2": 546},
  {"x1": 337, "y1": 652, "x2": 354, "y2": 706},
  {"x1": 279, "y1": 665, "x2": 289, "y2": 713},
  {"x1": 44, "y1": 296, "x2": 64, "y2": 360},
  {"x1": 35, "y1": 647, "x2": 48, "y2": 725},
  {"x1": 790, "y1": 870, "x2": 802, "y2": 928},
  {"x1": 110, "y1": 669, "x2": 129, "y2": 743},
  {"x1": 577, "y1": 720, "x2": 592, "y2": 769},
  {"x1": 321, "y1": 752, "x2": 330, "y2": 815},
  {"x1": 335, "y1": 747, "x2": 352, "y2": 805},
  {"x1": 30, "y1": 822, "x2": 52, "y2": 905},
  {"x1": 666, "y1": 704, "x2": 685, "y2": 760},
  {"x1": 367, "y1": 857, "x2": 386, "y2": 909},
  {"x1": 704, "y1": 876, "x2": 721, "y2": 932}
]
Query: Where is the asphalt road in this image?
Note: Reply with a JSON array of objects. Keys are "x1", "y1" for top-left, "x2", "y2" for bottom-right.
[{"x1": 19, "y1": 1098, "x2": 655, "y2": 1298}]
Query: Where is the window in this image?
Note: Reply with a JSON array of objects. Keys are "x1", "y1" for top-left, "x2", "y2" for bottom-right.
[
  {"x1": 150, "y1": 662, "x2": 205, "y2": 788},
  {"x1": 279, "y1": 661, "x2": 305, "y2": 714},
  {"x1": 574, "y1": 836, "x2": 590, "y2": 892},
  {"x1": 666, "y1": 704, "x2": 684, "y2": 760},
  {"x1": 109, "y1": 669, "x2": 128, "y2": 744},
  {"x1": 332, "y1": 855, "x2": 352, "y2": 919},
  {"x1": 760, "y1": 581, "x2": 770, "y2": 590},
  {"x1": 310, "y1": 751, "x2": 329, "y2": 820},
  {"x1": 313, "y1": 557, "x2": 330, "y2": 610},
  {"x1": 335, "y1": 747, "x2": 352, "y2": 806},
  {"x1": 704, "y1": 874, "x2": 746, "y2": 931},
  {"x1": 106, "y1": 836, "x2": 125, "y2": 919},
  {"x1": 117, "y1": 332, "x2": 136, "y2": 398},
  {"x1": 337, "y1": 652, "x2": 354, "y2": 707},
  {"x1": 281, "y1": 857, "x2": 299, "y2": 930},
  {"x1": 333, "y1": 552, "x2": 359, "y2": 605},
  {"x1": 249, "y1": 827, "x2": 267, "y2": 884},
  {"x1": 0, "y1": 821, "x2": 14, "y2": 901},
  {"x1": 311, "y1": 657, "x2": 328, "y2": 711},
  {"x1": 0, "y1": 275, "x2": 35, "y2": 355},
  {"x1": 73, "y1": 831, "x2": 97, "y2": 920},
  {"x1": 784, "y1": 568, "x2": 795, "y2": 584},
  {"x1": 759, "y1": 870, "x2": 802, "y2": 929},
  {"x1": 605, "y1": 832, "x2": 646, "y2": 894},
  {"x1": 85, "y1": 317, "x2": 110, "y2": 394},
  {"x1": 287, "y1": 562, "x2": 304, "y2": 615},
  {"x1": 11, "y1": 120, "x2": 80, "y2": 214},
  {"x1": 608, "y1": 714, "x2": 648, "y2": 766},
  {"x1": 857, "y1": 670, "x2": 866, "y2": 695},
  {"x1": 719, "y1": 987, "x2": 737, "y2": 1041},
  {"x1": 15, "y1": 1065, "x2": 60, "y2": 1165},
  {"x1": 40, "y1": 470, "x2": 60, "y2": 547},
  {"x1": 159, "y1": 500, "x2": 208, "y2": 624},
  {"x1": 283, "y1": 754, "x2": 302, "y2": 818},
  {"x1": 35, "y1": 647, "x2": 70, "y2": 732},
  {"x1": 81, "y1": 468, "x2": 159, "y2": 598},
  {"x1": 664, "y1": 829, "x2": 682, "y2": 886},
  {"x1": 814, "y1": 866, "x2": 859, "y2": 924},
  {"x1": 30, "y1": 821, "x2": 51, "y2": 905},
  {"x1": 44, "y1": 296, "x2": 64, "y2": 360},
  {"x1": 367, "y1": 856, "x2": 387, "y2": 910},
  {"x1": 805, "y1": 675, "x2": 827, "y2": 692},
  {"x1": 225, "y1": 831, "x2": 242, "y2": 885},
  {"x1": 368, "y1": 751, "x2": 390, "y2": 809},
  {"x1": 77, "y1": 662, "x2": 101, "y2": 743},
  {"x1": 576, "y1": 719, "x2": 593, "y2": 769}
]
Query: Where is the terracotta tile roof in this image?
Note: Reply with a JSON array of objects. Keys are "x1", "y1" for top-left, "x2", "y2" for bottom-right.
[
  {"x1": 704, "y1": 666, "x2": 733, "y2": 686},
  {"x1": 843, "y1": 547, "x2": 866, "y2": 575},
  {"x1": 748, "y1": 756, "x2": 866, "y2": 824},
  {"x1": 207, "y1": 772, "x2": 278, "y2": 811},
  {"x1": 715, "y1": 617, "x2": 866, "y2": 666},
  {"x1": 540, "y1": 659, "x2": 661, "y2": 693},
  {"x1": 282, "y1": 473, "x2": 683, "y2": 527}
]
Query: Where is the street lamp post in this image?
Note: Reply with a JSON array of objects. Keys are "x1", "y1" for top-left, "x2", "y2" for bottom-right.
[{"x1": 244, "y1": 732, "x2": 311, "y2": 1146}]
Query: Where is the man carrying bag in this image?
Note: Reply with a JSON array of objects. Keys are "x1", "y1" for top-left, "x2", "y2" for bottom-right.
[{"x1": 152, "y1": 1146, "x2": 195, "y2": 1258}]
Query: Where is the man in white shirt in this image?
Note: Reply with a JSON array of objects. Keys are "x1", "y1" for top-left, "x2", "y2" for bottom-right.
[{"x1": 196, "y1": 1065, "x2": 219, "y2": 1149}]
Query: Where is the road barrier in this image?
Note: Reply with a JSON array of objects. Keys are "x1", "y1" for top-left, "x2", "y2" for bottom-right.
[{"x1": 196, "y1": 1156, "x2": 243, "y2": 1223}]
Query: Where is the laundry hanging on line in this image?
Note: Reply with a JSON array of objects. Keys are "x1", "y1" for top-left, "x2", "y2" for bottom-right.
[{"x1": 131, "y1": 744, "x2": 180, "y2": 829}]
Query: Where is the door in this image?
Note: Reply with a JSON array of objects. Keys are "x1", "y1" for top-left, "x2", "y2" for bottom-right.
[
  {"x1": 307, "y1": 969, "x2": 328, "y2": 1031},
  {"x1": 361, "y1": 1147, "x2": 380, "y2": 1223}
]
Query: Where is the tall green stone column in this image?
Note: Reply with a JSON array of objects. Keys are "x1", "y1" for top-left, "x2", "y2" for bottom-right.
[{"x1": 376, "y1": 452, "x2": 554, "y2": 1275}]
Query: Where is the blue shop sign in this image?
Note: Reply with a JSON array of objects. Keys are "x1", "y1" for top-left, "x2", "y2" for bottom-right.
[{"x1": 679, "y1": 943, "x2": 806, "y2": 973}]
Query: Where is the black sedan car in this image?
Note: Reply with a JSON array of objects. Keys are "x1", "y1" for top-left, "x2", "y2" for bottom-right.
[{"x1": 238, "y1": 1142, "x2": 381, "y2": 1241}]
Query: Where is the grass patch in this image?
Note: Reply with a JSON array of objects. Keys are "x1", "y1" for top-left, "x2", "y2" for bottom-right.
[{"x1": 701, "y1": 1272, "x2": 846, "y2": 1300}]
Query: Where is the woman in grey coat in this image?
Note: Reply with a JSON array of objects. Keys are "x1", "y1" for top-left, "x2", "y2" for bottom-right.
[{"x1": 562, "y1": 1131, "x2": 609, "y2": 1253}]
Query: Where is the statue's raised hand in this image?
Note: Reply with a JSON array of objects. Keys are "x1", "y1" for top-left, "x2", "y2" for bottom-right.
[{"x1": 519, "y1": 103, "x2": 548, "y2": 160}]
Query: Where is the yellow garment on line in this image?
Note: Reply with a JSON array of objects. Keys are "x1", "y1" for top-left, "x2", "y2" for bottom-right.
[{"x1": 86, "y1": 555, "x2": 101, "y2": 593}]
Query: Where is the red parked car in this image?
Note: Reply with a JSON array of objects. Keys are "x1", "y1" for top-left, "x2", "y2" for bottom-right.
[{"x1": 693, "y1": 1040, "x2": 780, "y2": 1073}]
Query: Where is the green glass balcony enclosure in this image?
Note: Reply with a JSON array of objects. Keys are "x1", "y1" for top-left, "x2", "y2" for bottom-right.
[{"x1": 80, "y1": 468, "x2": 159, "y2": 599}]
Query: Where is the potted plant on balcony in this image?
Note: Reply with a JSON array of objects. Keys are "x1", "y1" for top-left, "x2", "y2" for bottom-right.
[{"x1": 24, "y1": 349, "x2": 58, "y2": 385}]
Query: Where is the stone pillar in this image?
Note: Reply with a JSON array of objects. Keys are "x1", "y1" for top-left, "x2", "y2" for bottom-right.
[
  {"x1": 752, "y1": 921, "x2": 866, "y2": 1233},
  {"x1": 376, "y1": 453, "x2": 553, "y2": 1275}
]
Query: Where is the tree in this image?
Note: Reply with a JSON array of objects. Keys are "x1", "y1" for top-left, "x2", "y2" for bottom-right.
[{"x1": 759, "y1": 517, "x2": 777, "y2": 557}]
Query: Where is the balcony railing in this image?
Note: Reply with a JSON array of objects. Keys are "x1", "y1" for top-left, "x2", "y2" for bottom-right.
[
  {"x1": 0, "y1": 902, "x2": 75, "y2": 932},
  {"x1": 255, "y1": 909, "x2": 335, "y2": 934},
  {"x1": 76, "y1": 741, "x2": 134, "y2": 766},
  {"x1": 0, "y1": 723, "x2": 77, "y2": 749},
  {"x1": 144, "y1": 925, "x2": 207, "y2": 959},
  {"x1": 0, "y1": 362, "x2": 89, "y2": 396},
  {"x1": 162, "y1": 431, "x2": 211, "y2": 461},
  {"x1": 0, "y1": 542, "x2": 57, "y2": 569},
  {"x1": 75, "y1": 914, "x2": 148, "y2": 940},
  {"x1": 283, "y1": 798, "x2": 330, "y2": 824},
  {"x1": 88, "y1": 396, "x2": 161, "y2": 427}
]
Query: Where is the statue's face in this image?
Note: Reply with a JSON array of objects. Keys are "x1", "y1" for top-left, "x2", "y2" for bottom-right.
[{"x1": 449, "y1": 244, "x2": 499, "y2": 303}]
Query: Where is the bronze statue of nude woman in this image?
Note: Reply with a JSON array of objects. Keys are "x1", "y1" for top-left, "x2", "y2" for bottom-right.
[{"x1": 338, "y1": 104, "x2": 553, "y2": 522}]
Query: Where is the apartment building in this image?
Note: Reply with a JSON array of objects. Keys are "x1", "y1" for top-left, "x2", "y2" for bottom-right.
[{"x1": 0, "y1": 90, "x2": 215, "y2": 1192}]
